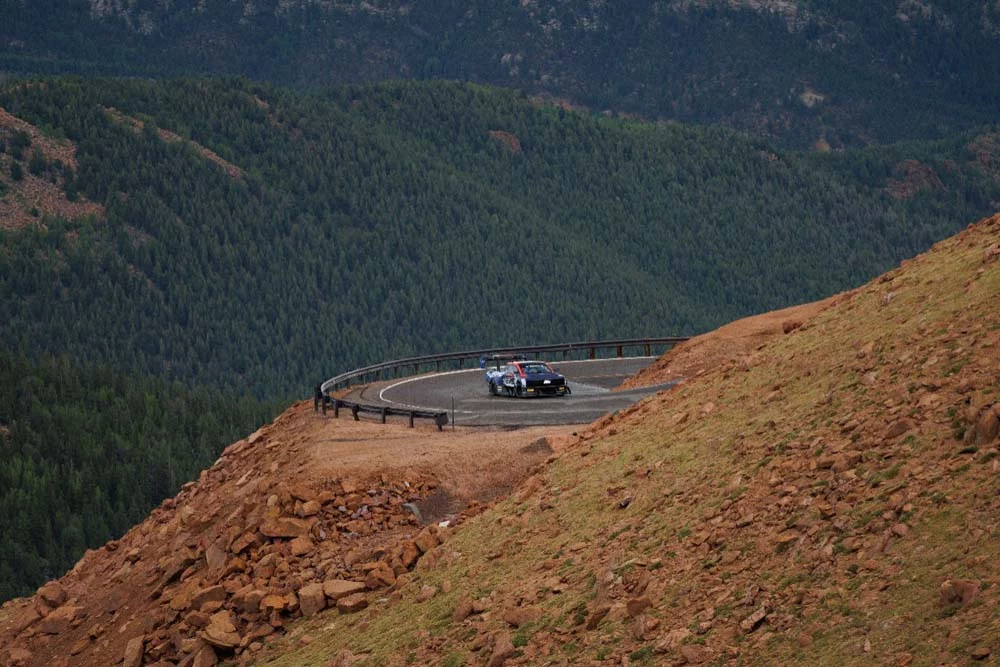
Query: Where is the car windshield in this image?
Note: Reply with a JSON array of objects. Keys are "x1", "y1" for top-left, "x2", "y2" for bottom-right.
[{"x1": 522, "y1": 363, "x2": 552, "y2": 374}]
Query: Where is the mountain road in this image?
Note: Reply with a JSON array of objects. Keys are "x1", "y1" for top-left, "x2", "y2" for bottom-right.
[{"x1": 344, "y1": 358, "x2": 677, "y2": 427}]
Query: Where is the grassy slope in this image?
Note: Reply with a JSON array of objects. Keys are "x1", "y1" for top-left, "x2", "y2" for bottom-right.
[{"x1": 262, "y1": 215, "x2": 1000, "y2": 666}]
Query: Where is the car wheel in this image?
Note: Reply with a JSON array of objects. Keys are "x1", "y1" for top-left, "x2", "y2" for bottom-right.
[{"x1": 515, "y1": 384, "x2": 524, "y2": 398}]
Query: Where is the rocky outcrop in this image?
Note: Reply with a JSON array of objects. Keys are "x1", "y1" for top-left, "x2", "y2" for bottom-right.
[{"x1": 0, "y1": 410, "x2": 448, "y2": 667}]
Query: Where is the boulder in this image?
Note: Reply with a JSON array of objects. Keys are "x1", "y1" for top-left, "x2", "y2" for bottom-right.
[
  {"x1": 364, "y1": 561, "x2": 396, "y2": 589},
  {"x1": 192, "y1": 645, "x2": 219, "y2": 667},
  {"x1": 10, "y1": 605, "x2": 41, "y2": 634},
  {"x1": 487, "y1": 634, "x2": 516, "y2": 667},
  {"x1": 296, "y1": 500, "x2": 322, "y2": 517},
  {"x1": 260, "y1": 594, "x2": 289, "y2": 614},
  {"x1": 336, "y1": 593, "x2": 368, "y2": 614},
  {"x1": 885, "y1": 419, "x2": 914, "y2": 439},
  {"x1": 452, "y1": 597, "x2": 474, "y2": 623},
  {"x1": 202, "y1": 612, "x2": 241, "y2": 651},
  {"x1": 782, "y1": 320, "x2": 802, "y2": 334},
  {"x1": 655, "y1": 628, "x2": 693, "y2": 653},
  {"x1": 298, "y1": 583, "x2": 327, "y2": 617},
  {"x1": 37, "y1": 581, "x2": 67, "y2": 607},
  {"x1": 971, "y1": 406, "x2": 999, "y2": 446},
  {"x1": 231, "y1": 587, "x2": 267, "y2": 613},
  {"x1": 940, "y1": 579, "x2": 979, "y2": 606},
  {"x1": 186, "y1": 611, "x2": 211, "y2": 629},
  {"x1": 38, "y1": 604, "x2": 84, "y2": 635},
  {"x1": 205, "y1": 542, "x2": 228, "y2": 571},
  {"x1": 679, "y1": 644, "x2": 711, "y2": 664},
  {"x1": 191, "y1": 585, "x2": 227, "y2": 611},
  {"x1": 230, "y1": 532, "x2": 256, "y2": 554},
  {"x1": 413, "y1": 528, "x2": 439, "y2": 554},
  {"x1": 740, "y1": 604, "x2": 769, "y2": 633},
  {"x1": 626, "y1": 597, "x2": 652, "y2": 617},
  {"x1": 259, "y1": 517, "x2": 312, "y2": 539},
  {"x1": 123, "y1": 636, "x2": 145, "y2": 667},
  {"x1": 585, "y1": 604, "x2": 611, "y2": 630},
  {"x1": 400, "y1": 541, "x2": 421, "y2": 569},
  {"x1": 290, "y1": 535, "x2": 315, "y2": 557},
  {"x1": 324, "y1": 579, "x2": 367, "y2": 601},
  {"x1": 502, "y1": 606, "x2": 541, "y2": 628}
]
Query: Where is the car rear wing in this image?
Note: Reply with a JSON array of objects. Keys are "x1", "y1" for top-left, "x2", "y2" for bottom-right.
[{"x1": 479, "y1": 353, "x2": 528, "y2": 369}]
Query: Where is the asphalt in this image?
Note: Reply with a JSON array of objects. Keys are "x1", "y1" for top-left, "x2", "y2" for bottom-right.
[{"x1": 348, "y1": 358, "x2": 677, "y2": 427}]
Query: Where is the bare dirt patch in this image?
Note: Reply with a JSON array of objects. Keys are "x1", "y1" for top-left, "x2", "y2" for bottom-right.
[
  {"x1": 0, "y1": 108, "x2": 104, "y2": 230},
  {"x1": 104, "y1": 107, "x2": 245, "y2": 179},
  {"x1": 0, "y1": 108, "x2": 79, "y2": 168},
  {"x1": 885, "y1": 158, "x2": 944, "y2": 200}
]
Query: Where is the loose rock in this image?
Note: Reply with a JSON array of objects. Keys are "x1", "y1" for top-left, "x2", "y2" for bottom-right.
[{"x1": 337, "y1": 593, "x2": 368, "y2": 614}]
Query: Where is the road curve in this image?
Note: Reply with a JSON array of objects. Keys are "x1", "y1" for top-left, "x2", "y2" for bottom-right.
[{"x1": 350, "y1": 358, "x2": 677, "y2": 427}]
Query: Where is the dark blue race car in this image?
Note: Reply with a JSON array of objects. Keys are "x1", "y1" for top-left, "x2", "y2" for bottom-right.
[{"x1": 484, "y1": 357, "x2": 570, "y2": 398}]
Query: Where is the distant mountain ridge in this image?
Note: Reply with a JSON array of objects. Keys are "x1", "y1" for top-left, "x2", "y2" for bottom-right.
[{"x1": 2, "y1": 1, "x2": 999, "y2": 147}]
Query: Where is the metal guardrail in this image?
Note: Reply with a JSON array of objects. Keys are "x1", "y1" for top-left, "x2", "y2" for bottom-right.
[
  {"x1": 321, "y1": 398, "x2": 449, "y2": 430},
  {"x1": 319, "y1": 337, "x2": 690, "y2": 429}
]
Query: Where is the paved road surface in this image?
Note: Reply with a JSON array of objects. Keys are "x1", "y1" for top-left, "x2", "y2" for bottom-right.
[{"x1": 349, "y1": 358, "x2": 676, "y2": 427}]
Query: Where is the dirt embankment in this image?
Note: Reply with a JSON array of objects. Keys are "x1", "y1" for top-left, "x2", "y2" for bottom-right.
[{"x1": 622, "y1": 295, "x2": 844, "y2": 389}]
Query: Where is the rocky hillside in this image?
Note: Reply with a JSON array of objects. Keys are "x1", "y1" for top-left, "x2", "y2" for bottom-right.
[
  {"x1": 0, "y1": 410, "x2": 573, "y2": 667},
  {"x1": 1, "y1": 214, "x2": 997, "y2": 666},
  {"x1": 3, "y1": 1, "x2": 1000, "y2": 147}
]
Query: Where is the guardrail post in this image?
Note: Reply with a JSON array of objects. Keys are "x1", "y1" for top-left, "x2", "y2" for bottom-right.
[
  {"x1": 644, "y1": 344, "x2": 651, "y2": 356},
  {"x1": 408, "y1": 412, "x2": 415, "y2": 428},
  {"x1": 380, "y1": 407, "x2": 388, "y2": 424},
  {"x1": 351, "y1": 405, "x2": 360, "y2": 421},
  {"x1": 334, "y1": 400, "x2": 340, "y2": 418},
  {"x1": 616, "y1": 345, "x2": 623, "y2": 358},
  {"x1": 589, "y1": 347, "x2": 596, "y2": 360}
]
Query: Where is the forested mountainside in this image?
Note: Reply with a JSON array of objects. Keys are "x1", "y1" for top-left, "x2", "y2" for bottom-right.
[
  {"x1": 3, "y1": 77, "x2": 1000, "y2": 402},
  {"x1": 0, "y1": 351, "x2": 272, "y2": 601},
  {"x1": 2, "y1": 1, "x2": 999, "y2": 148},
  {"x1": 3, "y1": 78, "x2": 1000, "y2": 401}
]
